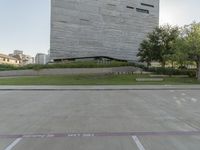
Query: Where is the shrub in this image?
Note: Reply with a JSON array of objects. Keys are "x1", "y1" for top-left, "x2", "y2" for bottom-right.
[
  {"x1": 0, "y1": 60, "x2": 131, "y2": 71},
  {"x1": 142, "y1": 66, "x2": 196, "y2": 77},
  {"x1": 0, "y1": 64, "x2": 17, "y2": 71}
]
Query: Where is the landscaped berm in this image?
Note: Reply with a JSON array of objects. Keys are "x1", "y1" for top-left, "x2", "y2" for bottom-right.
[
  {"x1": 0, "y1": 60, "x2": 199, "y2": 85},
  {"x1": 0, "y1": 74, "x2": 199, "y2": 85}
]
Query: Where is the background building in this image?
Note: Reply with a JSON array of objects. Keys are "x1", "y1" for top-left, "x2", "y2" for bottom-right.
[
  {"x1": 35, "y1": 53, "x2": 48, "y2": 64},
  {"x1": 0, "y1": 53, "x2": 20, "y2": 65},
  {"x1": 9, "y1": 50, "x2": 34, "y2": 65},
  {"x1": 13, "y1": 50, "x2": 23, "y2": 55},
  {"x1": 50, "y1": 0, "x2": 159, "y2": 61}
]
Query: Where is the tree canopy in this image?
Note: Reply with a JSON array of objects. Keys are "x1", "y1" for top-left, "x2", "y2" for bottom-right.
[
  {"x1": 137, "y1": 22, "x2": 200, "y2": 80},
  {"x1": 137, "y1": 25, "x2": 179, "y2": 67}
]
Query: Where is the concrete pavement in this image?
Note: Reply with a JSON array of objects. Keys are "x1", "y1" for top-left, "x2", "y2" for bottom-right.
[
  {"x1": 0, "y1": 85, "x2": 200, "y2": 90},
  {"x1": 0, "y1": 86, "x2": 200, "y2": 149}
]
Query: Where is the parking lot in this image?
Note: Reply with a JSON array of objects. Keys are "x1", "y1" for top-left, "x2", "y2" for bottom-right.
[{"x1": 0, "y1": 86, "x2": 200, "y2": 150}]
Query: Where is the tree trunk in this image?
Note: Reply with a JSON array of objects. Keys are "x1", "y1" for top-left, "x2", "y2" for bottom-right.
[
  {"x1": 147, "y1": 62, "x2": 151, "y2": 68},
  {"x1": 161, "y1": 61, "x2": 165, "y2": 68},
  {"x1": 171, "y1": 61, "x2": 174, "y2": 68}
]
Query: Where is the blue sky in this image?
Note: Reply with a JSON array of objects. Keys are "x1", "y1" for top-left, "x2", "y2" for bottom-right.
[{"x1": 0, "y1": 0, "x2": 200, "y2": 56}]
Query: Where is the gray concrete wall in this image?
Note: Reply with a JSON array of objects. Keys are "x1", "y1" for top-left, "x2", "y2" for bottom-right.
[
  {"x1": 50, "y1": 0, "x2": 159, "y2": 61},
  {"x1": 0, "y1": 67, "x2": 139, "y2": 77}
]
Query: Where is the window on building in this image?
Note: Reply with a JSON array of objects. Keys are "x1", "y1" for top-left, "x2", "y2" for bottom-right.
[
  {"x1": 80, "y1": 19, "x2": 89, "y2": 22},
  {"x1": 80, "y1": 19, "x2": 90, "y2": 25},
  {"x1": 126, "y1": 6, "x2": 134, "y2": 9},
  {"x1": 136, "y1": 8, "x2": 149, "y2": 14},
  {"x1": 107, "y1": 4, "x2": 116, "y2": 7},
  {"x1": 59, "y1": 21, "x2": 67, "y2": 23},
  {"x1": 141, "y1": 3, "x2": 154, "y2": 8}
]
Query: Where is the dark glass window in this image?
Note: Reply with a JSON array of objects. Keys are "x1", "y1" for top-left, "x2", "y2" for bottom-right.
[
  {"x1": 80, "y1": 19, "x2": 89, "y2": 22},
  {"x1": 107, "y1": 4, "x2": 116, "y2": 7},
  {"x1": 141, "y1": 3, "x2": 154, "y2": 8},
  {"x1": 136, "y1": 8, "x2": 149, "y2": 14},
  {"x1": 59, "y1": 21, "x2": 67, "y2": 23},
  {"x1": 126, "y1": 6, "x2": 134, "y2": 9}
]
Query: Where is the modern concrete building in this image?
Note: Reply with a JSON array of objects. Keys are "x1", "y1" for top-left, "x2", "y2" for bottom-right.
[
  {"x1": 50, "y1": 0, "x2": 159, "y2": 61},
  {"x1": 35, "y1": 53, "x2": 48, "y2": 64}
]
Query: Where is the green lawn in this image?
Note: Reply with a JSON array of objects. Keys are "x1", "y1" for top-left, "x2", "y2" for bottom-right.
[{"x1": 0, "y1": 74, "x2": 199, "y2": 85}]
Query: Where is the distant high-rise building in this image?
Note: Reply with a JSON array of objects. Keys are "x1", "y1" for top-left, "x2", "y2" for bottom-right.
[
  {"x1": 50, "y1": 0, "x2": 159, "y2": 61},
  {"x1": 35, "y1": 53, "x2": 48, "y2": 64},
  {"x1": 13, "y1": 50, "x2": 23, "y2": 55}
]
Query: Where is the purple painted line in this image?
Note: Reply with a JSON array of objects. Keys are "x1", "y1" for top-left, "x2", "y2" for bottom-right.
[{"x1": 1, "y1": 131, "x2": 200, "y2": 139}]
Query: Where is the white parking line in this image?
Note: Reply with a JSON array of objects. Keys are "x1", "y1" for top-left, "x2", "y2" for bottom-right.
[
  {"x1": 132, "y1": 136, "x2": 146, "y2": 150},
  {"x1": 4, "y1": 138, "x2": 22, "y2": 150}
]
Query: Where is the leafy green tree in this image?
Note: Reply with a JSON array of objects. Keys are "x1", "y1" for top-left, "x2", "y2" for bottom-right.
[
  {"x1": 137, "y1": 40, "x2": 153, "y2": 67},
  {"x1": 171, "y1": 36, "x2": 189, "y2": 68},
  {"x1": 184, "y1": 22, "x2": 200, "y2": 80},
  {"x1": 137, "y1": 25, "x2": 180, "y2": 67}
]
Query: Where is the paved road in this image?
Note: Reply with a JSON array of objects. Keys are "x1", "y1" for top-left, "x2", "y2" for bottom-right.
[{"x1": 0, "y1": 86, "x2": 200, "y2": 150}]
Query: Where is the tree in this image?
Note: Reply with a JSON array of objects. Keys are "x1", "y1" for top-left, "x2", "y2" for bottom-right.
[
  {"x1": 184, "y1": 22, "x2": 200, "y2": 80},
  {"x1": 137, "y1": 25, "x2": 180, "y2": 67},
  {"x1": 171, "y1": 36, "x2": 189, "y2": 68},
  {"x1": 137, "y1": 40, "x2": 153, "y2": 67}
]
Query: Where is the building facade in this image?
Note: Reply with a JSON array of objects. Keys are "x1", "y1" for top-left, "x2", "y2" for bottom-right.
[
  {"x1": 0, "y1": 53, "x2": 20, "y2": 65},
  {"x1": 35, "y1": 53, "x2": 48, "y2": 64},
  {"x1": 9, "y1": 50, "x2": 34, "y2": 65},
  {"x1": 13, "y1": 50, "x2": 23, "y2": 55},
  {"x1": 50, "y1": 0, "x2": 159, "y2": 61}
]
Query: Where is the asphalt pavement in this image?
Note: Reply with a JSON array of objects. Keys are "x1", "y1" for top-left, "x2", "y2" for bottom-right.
[{"x1": 0, "y1": 85, "x2": 200, "y2": 150}]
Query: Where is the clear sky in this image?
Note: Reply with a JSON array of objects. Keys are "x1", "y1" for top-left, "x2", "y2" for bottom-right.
[{"x1": 0, "y1": 0, "x2": 200, "y2": 56}]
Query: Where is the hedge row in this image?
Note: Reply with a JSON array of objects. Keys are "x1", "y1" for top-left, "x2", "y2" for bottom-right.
[
  {"x1": 0, "y1": 61, "x2": 129, "y2": 71},
  {"x1": 0, "y1": 62, "x2": 197, "y2": 77},
  {"x1": 132, "y1": 63, "x2": 196, "y2": 77}
]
